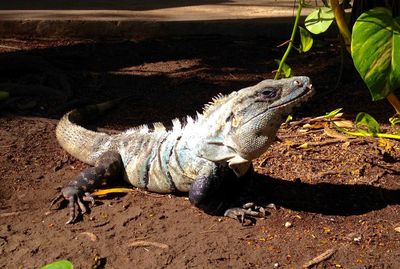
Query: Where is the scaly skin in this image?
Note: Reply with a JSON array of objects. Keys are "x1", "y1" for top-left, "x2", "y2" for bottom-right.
[{"x1": 53, "y1": 76, "x2": 314, "y2": 224}]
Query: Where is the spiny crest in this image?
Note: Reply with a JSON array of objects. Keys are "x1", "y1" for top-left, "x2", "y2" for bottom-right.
[
  {"x1": 172, "y1": 118, "x2": 182, "y2": 132},
  {"x1": 202, "y1": 92, "x2": 233, "y2": 117},
  {"x1": 153, "y1": 122, "x2": 166, "y2": 132},
  {"x1": 125, "y1": 124, "x2": 149, "y2": 135}
]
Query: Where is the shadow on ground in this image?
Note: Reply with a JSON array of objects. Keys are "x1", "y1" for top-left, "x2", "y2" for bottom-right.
[{"x1": 253, "y1": 173, "x2": 400, "y2": 216}]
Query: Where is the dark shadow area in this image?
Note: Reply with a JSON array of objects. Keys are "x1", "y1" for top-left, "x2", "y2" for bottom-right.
[
  {"x1": 251, "y1": 173, "x2": 400, "y2": 216},
  {"x1": 0, "y1": 37, "x2": 395, "y2": 125},
  {"x1": 0, "y1": 38, "x2": 281, "y2": 124}
]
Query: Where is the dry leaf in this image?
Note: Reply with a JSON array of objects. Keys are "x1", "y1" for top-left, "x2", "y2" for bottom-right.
[
  {"x1": 302, "y1": 123, "x2": 325, "y2": 130},
  {"x1": 80, "y1": 231, "x2": 98, "y2": 242},
  {"x1": 324, "y1": 124, "x2": 349, "y2": 140},
  {"x1": 333, "y1": 120, "x2": 353, "y2": 128},
  {"x1": 283, "y1": 140, "x2": 295, "y2": 146},
  {"x1": 128, "y1": 240, "x2": 169, "y2": 249}
]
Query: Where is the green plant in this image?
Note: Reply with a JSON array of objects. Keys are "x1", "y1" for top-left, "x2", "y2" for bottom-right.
[
  {"x1": 333, "y1": 112, "x2": 400, "y2": 139},
  {"x1": 275, "y1": 1, "x2": 400, "y2": 114},
  {"x1": 41, "y1": 260, "x2": 74, "y2": 269}
]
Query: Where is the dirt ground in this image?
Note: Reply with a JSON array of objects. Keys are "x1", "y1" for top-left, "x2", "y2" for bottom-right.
[{"x1": 0, "y1": 36, "x2": 399, "y2": 269}]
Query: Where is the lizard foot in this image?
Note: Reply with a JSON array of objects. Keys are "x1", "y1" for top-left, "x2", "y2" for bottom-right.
[
  {"x1": 50, "y1": 186, "x2": 95, "y2": 224},
  {"x1": 224, "y1": 202, "x2": 269, "y2": 224}
]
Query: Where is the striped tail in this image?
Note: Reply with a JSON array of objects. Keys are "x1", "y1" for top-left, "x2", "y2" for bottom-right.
[{"x1": 55, "y1": 101, "x2": 116, "y2": 165}]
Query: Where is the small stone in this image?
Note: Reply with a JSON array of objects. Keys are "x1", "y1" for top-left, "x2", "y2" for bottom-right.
[
  {"x1": 284, "y1": 221, "x2": 292, "y2": 228},
  {"x1": 394, "y1": 226, "x2": 400, "y2": 233},
  {"x1": 274, "y1": 262, "x2": 280, "y2": 268}
]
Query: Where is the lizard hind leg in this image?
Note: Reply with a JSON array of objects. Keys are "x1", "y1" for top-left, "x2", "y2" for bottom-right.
[{"x1": 51, "y1": 151, "x2": 122, "y2": 224}]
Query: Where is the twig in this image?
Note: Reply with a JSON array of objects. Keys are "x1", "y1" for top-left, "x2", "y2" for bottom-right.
[
  {"x1": 0, "y1": 212, "x2": 20, "y2": 217},
  {"x1": 289, "y1": 138, "x2": 346, "y2": 148},
  {"x1": 128, "y1": 240, "x2": 170, "y2": 250},
  {"x1": 0, "y1": 44, "x2": 20, "y2": 50},
  {"x1": 303, "y1": 248, "x2": 336, "y2": 268}
]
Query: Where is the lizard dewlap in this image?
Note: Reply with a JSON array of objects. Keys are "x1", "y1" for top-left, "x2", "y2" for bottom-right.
[{"x1": 53, "y1": 76, "x2": 314, "y2": 224}]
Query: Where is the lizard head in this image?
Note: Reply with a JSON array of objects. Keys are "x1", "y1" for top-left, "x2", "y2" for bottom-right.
[{"x1": 198, "y1": 76, "x2": 314, "y2": 176}]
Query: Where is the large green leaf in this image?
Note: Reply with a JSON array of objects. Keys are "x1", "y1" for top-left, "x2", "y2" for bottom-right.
[
  {"x1": 305, "y1": 7, "x2": 334, "y2": 35},
  {"x1": 352, "y1": 7, "x2": 400, "y2": 101}
]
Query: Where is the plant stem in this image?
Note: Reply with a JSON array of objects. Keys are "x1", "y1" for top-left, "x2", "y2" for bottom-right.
[
  {"x1": 387, "y1": 93, "x2": 400, "y2": 114},
  {"x1": 330, "y1": 0, "x2": 351, "y2": 53},
  {"x1": 274, "y1": 0, "x2": 304, "y2": 80},
  {"x1": 334, "y1": 123, "x2": 400, "y2": 140}
]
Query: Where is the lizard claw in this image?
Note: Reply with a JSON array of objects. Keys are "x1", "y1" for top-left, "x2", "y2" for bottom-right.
[
  {"x1": 50, "y1": 186, "x2": 95, "y2": 224},
  {"x1": 224, "y1": 202, "x2": 267, "y2": 224}
]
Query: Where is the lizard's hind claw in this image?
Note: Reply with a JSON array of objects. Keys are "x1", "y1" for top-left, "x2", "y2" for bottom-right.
[
  {"x1": 224, "y1": 202, "x2": 268, "y2": 225},
  {"x1": 50, "y1": 186, "x2": 95, "y2": 225}
]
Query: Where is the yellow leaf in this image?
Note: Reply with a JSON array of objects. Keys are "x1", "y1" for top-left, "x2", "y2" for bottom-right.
[
  {"x1": 283, "y1": 140, "x2": 295, "y2": 146},
  {"x1": 298, "y1": 142, "x2": 309, "y2": 149},
  {"x1": 378, "y1": 138, "x2": 393, "y2": 151},
  {"x1": 92, "y1": 188, "x2": 134, "y2": 196},
  {"x1": 323, "y1": 227, "x2": 332, "y2": 233}
]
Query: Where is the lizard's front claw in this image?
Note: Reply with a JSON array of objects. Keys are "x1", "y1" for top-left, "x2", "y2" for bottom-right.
[
  {"x1": 224, "y1": 202, "x2": 267, "y2": 224},
  {"x1": 50, "y1": 186, "x2": 95, "y2": 225}
]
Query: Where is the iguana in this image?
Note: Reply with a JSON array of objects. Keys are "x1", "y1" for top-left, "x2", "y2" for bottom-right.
[{"x1": 52, "y1": 76, "x2": 314, "y2": 224}]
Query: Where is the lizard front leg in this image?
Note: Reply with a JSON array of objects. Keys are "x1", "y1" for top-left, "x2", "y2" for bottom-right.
[
  {"x1": 189, "y1": 165, "x2": 266, "y2": 224},
  {"x1": 51, "y1": 151, "x2": 122, "y2": 224}
]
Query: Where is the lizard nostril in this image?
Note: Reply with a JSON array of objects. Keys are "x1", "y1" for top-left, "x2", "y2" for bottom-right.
[{"x1": 293, "y1": 80, "x2": 303, "y2": 87}]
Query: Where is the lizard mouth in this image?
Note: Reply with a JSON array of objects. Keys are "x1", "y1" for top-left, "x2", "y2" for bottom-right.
[{"x1": 269, "y1": 83, "x2": 314, "y2": 110}]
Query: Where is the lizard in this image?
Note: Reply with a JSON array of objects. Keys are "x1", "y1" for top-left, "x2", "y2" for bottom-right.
[{"x1": 51, "y1": 76, "x2": 314, "y2": 224}]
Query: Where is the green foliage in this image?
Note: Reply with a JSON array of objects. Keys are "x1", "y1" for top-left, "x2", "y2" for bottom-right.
[
  {"x1": 389, "y1": 115, "x2": 400, "y2": 134},
  {"x1": 285, "y1": 114, "x2": 293, "y2": 123},
  {"x1": 304, "y1": 7, "x2": 335, "y2": 34},
  {"x1": 355, "y1": 112, "x2": 381, "y2": 135},
  {"x1": 334, "y1": 112, "x2": 400, "y2": 140},
  {"x1": 41, "y1": 260, "x2": 74, "y2": 269},
  {"x1": 351, "y1": 7, "x2": 400, "y2": 101},
  {"x1": 324, "y1": 108, "x2": 343, "y2": 119},
  {"x1": 0, "y1": 91, "x2": 9, "y2": 101},
  {"x1": 299, "y1": 26, "x2": 313, "y2": 53},
  {"x1": 274, "y1": 59, "x2": 292, "y2": 78}
]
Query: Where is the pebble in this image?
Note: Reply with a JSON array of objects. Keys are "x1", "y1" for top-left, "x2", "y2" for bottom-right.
[{"x1": 284, "y1": 221, "x2": 292, "y2": 228}]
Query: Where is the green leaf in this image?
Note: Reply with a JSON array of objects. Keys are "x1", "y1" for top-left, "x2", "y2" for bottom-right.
[
  {"x1": 41, "y1": 260, "x2": 74, "y2": 269},
  {"x1": 351, "y1": 7, "x2": 400, "y2": 101},
  {"x1": 324, "y1": 108, "x2": 343, "y2": 119},
  {"x1": 305, "y1": 7, "x2": 335, "y2": 35},
  {"x1": 355, "y1": 112, "x2": 381, "y2": 134},
  {"x1": 389, "y1": 115, "x2": 400, "y2": 126},
  {"x1": 299, "y1": 26, "x2": 313, "y2": 53},
  {"x1": 0, "y1": 91, "x2": 9, "y2": 101},
  {"x1": 285, "y1": 115, "x2": 293, "y2": 123},
  {"x1": 274, "y1": 59, "x2": 292, "y2": 78}
]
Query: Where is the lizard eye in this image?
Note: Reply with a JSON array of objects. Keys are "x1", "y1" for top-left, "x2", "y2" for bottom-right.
[{"x1": 260, "y1": 88, "x2": 277, "y2": 98}]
